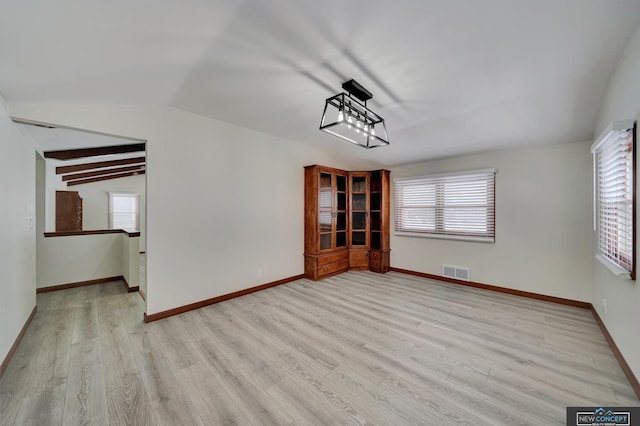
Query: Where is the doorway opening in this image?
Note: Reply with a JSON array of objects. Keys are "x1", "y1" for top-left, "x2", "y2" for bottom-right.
[{"x1": 21, "y1": 120, "x2": 148, "y2": 312}]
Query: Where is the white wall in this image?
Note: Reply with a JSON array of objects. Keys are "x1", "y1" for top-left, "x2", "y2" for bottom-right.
[
  {"x1": 0, "y1": 95, "x2": 36, "y2": 365},
  {"x1": 592, "y1": 22, "x2": 640, "y2": 380},
  {"x1": 43, "y1": 162, "x2": 62, "y2": 232},
  {"x1": 390, "y1": 140, "x2": 593, "y2": 302},
  {"x1": 36, "y1": 152, "x2": 45, "y2": 292},
  {"x1": 122, "y1": 235, "x2": 140, "y2": 289},
  {"x1": 44, "y1": 161, "x2": 146, "y2": 250},
  {"x1": 37, "y1": 234, "x2": 123, "y2": 288},
  {"x1": 8, "y1": 104, "x2": 345, "y2": 315}
]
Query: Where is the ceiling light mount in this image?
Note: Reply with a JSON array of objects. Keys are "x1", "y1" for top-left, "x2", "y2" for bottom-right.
[
  {"x1": 320, "y1": 79, "x2": 389, "y2": 149},
  {"x1": 341, "y1": 79, "x2": 372, "y2": 103}
]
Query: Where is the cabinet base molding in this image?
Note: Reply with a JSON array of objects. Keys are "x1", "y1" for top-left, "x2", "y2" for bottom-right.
[{"x1": 304, "y1": 251, "x2": 349, "y2": 280}]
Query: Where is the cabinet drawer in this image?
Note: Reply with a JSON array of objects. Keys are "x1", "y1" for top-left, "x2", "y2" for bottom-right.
[
  {"x1": 370, "y1": 251, "x2": 381, "y2": 260},
  {"x1": 317, "y1": 261, "x2": 349, "y2": 277},
  {"x1": 317, "y1": 251, "x2": 348, "y2": 266}
]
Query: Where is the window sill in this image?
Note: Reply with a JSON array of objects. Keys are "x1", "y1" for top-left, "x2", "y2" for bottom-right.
[
  {"x1": 394, "y1": 231, "x2": 494, "y2": 243},
  {"x1": 595, "y1": 254, "x2": 631, "y2": 279}
]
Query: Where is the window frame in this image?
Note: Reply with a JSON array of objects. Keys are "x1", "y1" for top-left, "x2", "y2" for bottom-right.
[
  {"x1": 592, "y1": 120, "x2": 636, "y2": 280},
  {"x1": 108, "y1": 192, "x2": 140, "y2": 231},
  {"x1": 394, "y1": 168, "x2": 496, "y2": 243}
]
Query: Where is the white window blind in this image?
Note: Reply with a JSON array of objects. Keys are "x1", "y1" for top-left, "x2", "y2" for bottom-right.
[
  {"x1": 394, "y1": 169, "x2": 495, "y2": 242},
  {"x1": 592, "y1": 122, "x2": 635, "y2": 277},
  {"x1": 109, "y1": 193, "x2": 139, "y2": 231}
]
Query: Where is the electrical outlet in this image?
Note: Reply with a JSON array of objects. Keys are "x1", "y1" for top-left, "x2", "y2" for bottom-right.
[
  {"x1": 256, "y1": 269, "x2": 262, "y2": 279},
  {"x1": 603, "y1": 299, "x2": 607, "y2": 315}
]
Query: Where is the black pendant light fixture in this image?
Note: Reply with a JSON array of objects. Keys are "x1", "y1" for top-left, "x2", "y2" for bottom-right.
[{"x1": 319, "y1": 79, "x2": 389, "y2": 149}]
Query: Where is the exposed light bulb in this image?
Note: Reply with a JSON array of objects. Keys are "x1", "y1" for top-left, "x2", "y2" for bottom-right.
[{"x1": 337, "y1": 111, "x2": 344, "y2": 122}]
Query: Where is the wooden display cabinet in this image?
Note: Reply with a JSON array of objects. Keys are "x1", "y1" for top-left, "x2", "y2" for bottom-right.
[{"x1": 304, "y1": 165, "x2": 390, "y2": 280}]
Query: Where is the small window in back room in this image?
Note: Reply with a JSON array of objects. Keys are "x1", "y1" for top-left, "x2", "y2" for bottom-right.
[{"x1": 109, "y1": 192, "x2": 139, "y2": 231}]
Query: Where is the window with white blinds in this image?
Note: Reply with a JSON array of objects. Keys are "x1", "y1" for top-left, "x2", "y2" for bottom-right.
[
  {"x1": 592, "y1": 122, "x2": 635, "y2": 278},
  {"x1": 394, "y1": 169, "x2": 496, "y2": 242}
]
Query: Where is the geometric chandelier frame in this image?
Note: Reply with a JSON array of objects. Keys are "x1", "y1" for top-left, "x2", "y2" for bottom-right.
[{"x1": 320, "y1": 79, "x2": 390, "y2": 149}]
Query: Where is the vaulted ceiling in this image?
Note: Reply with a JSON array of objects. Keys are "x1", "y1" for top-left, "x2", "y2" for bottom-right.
[{"x1": 1, "y1": 0, "x2": 639, "y2": 166}]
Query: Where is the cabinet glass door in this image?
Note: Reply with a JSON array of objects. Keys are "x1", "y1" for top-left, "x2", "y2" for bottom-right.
[
  {"x1": 318, "y1": 171, "x2": 348, "y2": 251},
  {"x1": 336, "y1": 174, "x2": 347, "y2": 248},
  {"x1": 319, "y1": 172, "x2": 333, "y2": 250},
  {"x1": 350, "y1": 175, "x2": 368, "y2": 247},
  {"x1": 370, "y1": 171, "x2": 382, "y2": 250}
]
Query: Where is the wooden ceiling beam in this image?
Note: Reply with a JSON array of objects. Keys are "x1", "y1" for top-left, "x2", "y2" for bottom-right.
[
  {"x1": 45, "y1": 143, "x2": 145, "y2": 160},
  {"x1": 56, "y1": 157, "x2": 146, "y2": 174},
  {"x1": 62, "y1": 165, "x2": 145, "y2": 181},
  {"x1": 67, "y1": 170, "x2": 146, "y2": 187}
]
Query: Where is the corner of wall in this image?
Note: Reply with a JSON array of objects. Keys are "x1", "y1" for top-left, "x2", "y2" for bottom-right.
[
  {"x1": 0, "y1": 94, "x2": 37, "y2": 367},
  {"x1": 591, "y1": 19, "x2": 640, "y2": 386}
]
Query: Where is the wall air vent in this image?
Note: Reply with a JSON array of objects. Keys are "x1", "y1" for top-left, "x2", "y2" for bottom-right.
[{"x1": 442, "y1": 264, "x2": 470, "y2": 281}]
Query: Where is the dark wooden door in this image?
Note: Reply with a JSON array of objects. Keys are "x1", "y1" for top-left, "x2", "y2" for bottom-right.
[{"x1": 56, "y1": 190, "x2": 82, "y2": 231}]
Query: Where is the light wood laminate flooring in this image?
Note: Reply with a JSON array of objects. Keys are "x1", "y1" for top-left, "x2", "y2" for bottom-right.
[{"x1": 1, "y1": 271, "x2": 638, "y2": 425}]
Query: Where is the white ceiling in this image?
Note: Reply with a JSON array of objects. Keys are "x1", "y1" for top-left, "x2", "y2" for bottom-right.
[
  {"x1": 21, "y1": 124, "x2": 141, "y2": 151},
  {"x1": 1, "y1": 0, "x2": 639, "y2": 166}
]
